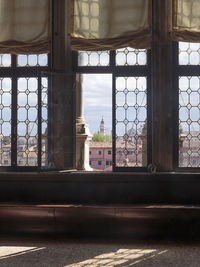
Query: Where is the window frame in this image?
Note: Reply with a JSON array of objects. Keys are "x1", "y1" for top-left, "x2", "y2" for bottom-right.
[
  {"x1": 0, "y1": 54, "x2": 51, "y2": 171},
  {"x1": 73, "y1": 50, "x2": 152, "y2": 172},
  {"x1": 173, "y1": 41, "x2": 200, "y2": 172}
]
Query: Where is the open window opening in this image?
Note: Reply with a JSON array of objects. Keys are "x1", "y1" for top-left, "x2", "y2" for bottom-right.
[
  {"x1": 75, "y1": 47, "x2": 151, "y2": 172},
  {"x1": 83, "y1": 73, "x2": 112, "y2": 171}
]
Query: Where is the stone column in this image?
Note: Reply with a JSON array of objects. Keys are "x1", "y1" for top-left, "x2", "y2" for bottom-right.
[
  {"x1": 76, "y1": 74, "x2": 93, "y2": 171},
  {"x1": 152, "y1": 0, "x2": 174, "y2": 171},
  {"x1": 51, "y1": 0, "x2": 75, "y2": 169},
  {"x1": 76, "y1": 74, "x2": 84, "y2": 124}
]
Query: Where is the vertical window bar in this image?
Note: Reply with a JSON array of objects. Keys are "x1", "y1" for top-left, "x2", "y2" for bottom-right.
[
  {"x1": 37, "y1": 73, "x2": 42, "y2": 170},
  {"x1": 112, "y1": 73, "x2": 116, "y2": 169},
  {"x1": 173, "y1": 42, "x2": 179, "y2": 170},
  {"x1": 110, "y1": 50, "x2": 116, "y2": 67},
  {"x1": 147, "y1": 49, "x2": 152, "y2": 167},
  {"x1": 47, "y1": 74, "x2": 52, "y2": 168},
  {"x1": 11, "y1": 55, "x2": 17, "y2": 166},
  {"x1": 12, "y1": 54, "x2": 17, "y2": 68},
  {"x1": 11, "y1": 75, "x2": 17, "y2": 166}
]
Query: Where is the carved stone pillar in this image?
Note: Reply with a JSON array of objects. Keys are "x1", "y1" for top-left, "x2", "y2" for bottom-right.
[{"x1": 76, "y1": 74, "x2": 92, "y2": 171}]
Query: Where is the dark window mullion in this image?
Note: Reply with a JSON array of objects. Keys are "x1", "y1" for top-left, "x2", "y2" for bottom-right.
[
  {"x1": 12, "y1": 54, "x2": 17, "y2": 68},
  {"x1": 110, "y1": 50, "x2": 116, "y2": 67},
  {"x1": 172, "y1": 42, "x2": 180, "y2": 170},
  {"x1": 11, "y1": 75, "x2": 17, "y2": 166},
  {"x1": 112, "y1": 74, "x2": 116, "y2": 169},
  {"x1": 10, "y1": 55, "x2": 17, "y2": 166},
  {"x1": 47, "y1": 73, "x2": 53, "y2": 168},
  {"x1": 147, "y1": 49, "x2": 152, "y2": 168},
  {"x1": 37, "y1": 73, "x2": 42, "y2": 170}
]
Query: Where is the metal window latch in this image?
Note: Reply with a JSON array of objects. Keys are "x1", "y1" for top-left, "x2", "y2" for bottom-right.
[{"x1": 148, "y1": 163, "x2": 157, "y2": 173}]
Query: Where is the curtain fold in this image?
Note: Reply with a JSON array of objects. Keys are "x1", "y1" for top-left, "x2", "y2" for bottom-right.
[
  {"x1": 0, "y1": 0, "x2": 50, "y2": 54},
  {"x1": 71, "y1": 0, "x2": 152, "y2": 51},
  {"x1": 172, "y1": 0, "x2": 200, "y2": 42}
]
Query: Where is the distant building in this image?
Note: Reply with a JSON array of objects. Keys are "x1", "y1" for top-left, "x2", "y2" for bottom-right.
[
  {"x1": 89, "y1": 138, "x2": 144, "y2": 171},
  {"x1": 0, "y1": 134, "x2": 47, "y2": 167},
  {"x1": 89, "y1": 141, "x2": 112, "y2": 171},
  {"x1": 99, "y1": 117, "x2": 106, "y2": 136}
]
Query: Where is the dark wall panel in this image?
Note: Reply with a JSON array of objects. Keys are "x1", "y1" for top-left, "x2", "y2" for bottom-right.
[{"x1": 0, "y1": 172, "x2": 200, "y2": 204}]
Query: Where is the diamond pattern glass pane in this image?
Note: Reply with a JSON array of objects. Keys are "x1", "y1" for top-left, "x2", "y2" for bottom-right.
[
  {"x1": 179, "y1": 76, "x2": 200, "y2": 167},
  {"x1": 0, "y1": 78, "x2": 11, "y2": 166},
  {"x1": 115, "y1": 77, "x2": 147, "y2": 167},
  {"x1": 17, "y1": 78, "x2": 38, "y2": 166},
  {"x1": 41, "y1": 77, "x2": 48, "y2": 167},
  {"x1": 179, "y1": 42, "x2": 200, "y2": 65},
  {"x1": 0, "y1": 54, "x2": 11, "y2": 67},
  {"x1": 116, "y1": 47, "x2": 147, "y2": 66},
  {"x1": 17, "y1": 54, "x2": 48, "y2": 67},
  {"x1": 78, "y1": 51, "x2": 109, "y2": 66}
]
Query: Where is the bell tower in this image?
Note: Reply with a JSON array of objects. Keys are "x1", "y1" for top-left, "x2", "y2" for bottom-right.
[{"x1": 100, "y1": 118, "x2": 106, "y2": 136}]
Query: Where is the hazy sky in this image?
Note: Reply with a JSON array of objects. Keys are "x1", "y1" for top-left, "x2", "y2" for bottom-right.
[{"x1": 83, "y1": 74, "x2": 112, "y2": 135}]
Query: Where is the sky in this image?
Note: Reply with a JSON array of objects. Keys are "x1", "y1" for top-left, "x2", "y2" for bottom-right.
[{"x1": 83, "y1": 74, "x2": 112, "y2": 135}]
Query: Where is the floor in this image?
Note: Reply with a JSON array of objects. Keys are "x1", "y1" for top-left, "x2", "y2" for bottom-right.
[{"x1": 0, "y1": 237, "x2": 200, "y2": 266}]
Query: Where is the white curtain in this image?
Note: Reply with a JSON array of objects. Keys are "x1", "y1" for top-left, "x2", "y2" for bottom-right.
[
  {"x1": 0, "y1": 0, "x2": 50, "y2": 54},
  {"x1": 173, "y1": 0, "x2": 200, "y2": 42},
  {"x1": 71, "y1": 0, "x2": 152, "y2": 51}
]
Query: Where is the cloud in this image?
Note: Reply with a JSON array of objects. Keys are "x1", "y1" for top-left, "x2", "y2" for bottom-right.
[
  {"x1": 83, "y1": 74, "x2": 112, "y2": 134},
  {"x1": 83, "y1": 74, "x2": 112, "y2": 112}
]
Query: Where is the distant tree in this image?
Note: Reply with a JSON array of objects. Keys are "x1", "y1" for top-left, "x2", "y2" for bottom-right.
[
  {"x1": 103, "y1": 134, "x2": 112, "y2": 142},
  {"x1": 92, "y1": 133, "x2": 103, "y2": 142},
  {"x1": 92, "y1": 133, "x2": 112, "y2": 142}
]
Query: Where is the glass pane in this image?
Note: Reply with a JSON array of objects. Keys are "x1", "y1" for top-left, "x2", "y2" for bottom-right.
[
  {"x1": 179, "y1": 42, "x2": 200, "y2": 65},
  {"x1": 116, "y1": 47, "x2": 147, "y2": 66},
  {"x1": 17, "y1": 54, "x2": 48, "y2": 67},
  {"x1": 0, "y1": 78, "x2": 12, "y2": 166},
  {"x1": 78, "y1": 51, "x2": 109, "y2": 66},
  {"x1": 17, "y1": 78, "x2": 38, "y2": 166},
  {"x1": 41, "y1": 77, "x2": 48, "y2": 167},
  {"x1": 115, "y1": 76, "x2": 147, "y2": 167},
  {"x1": 0, "y1": 54, "x2": 11, "y2": 67},
  {"x1": 179, "y1": 76, "x2": 200, "y2": 167}
]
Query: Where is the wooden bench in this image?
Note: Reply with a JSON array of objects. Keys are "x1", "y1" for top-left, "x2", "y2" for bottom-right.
[{"x1": 0, "y1": 204, "x2": 200, "y2": 237}]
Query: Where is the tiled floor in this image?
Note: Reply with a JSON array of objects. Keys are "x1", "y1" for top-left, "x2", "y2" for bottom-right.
[{"x1": 0, "y1": 237, "x2": 200, "y2": 266}]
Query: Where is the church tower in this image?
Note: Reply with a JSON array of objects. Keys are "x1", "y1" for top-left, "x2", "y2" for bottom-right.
[{"x1": 100, "y1": 118, "x2": 106, "y2": 136}]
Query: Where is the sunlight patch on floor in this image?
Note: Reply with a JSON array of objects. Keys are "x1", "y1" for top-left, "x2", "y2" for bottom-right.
[
  {"x1": 66, "y1": 248, "x2": 168, "y2": 267},
  {"x1": 0, "y1": 246, "x2": 46, "y2": 260}
]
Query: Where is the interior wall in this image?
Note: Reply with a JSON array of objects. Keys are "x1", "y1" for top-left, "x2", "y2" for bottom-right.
[{"x1": 0, "y1": 173, "x2": 200, "y2": 205}]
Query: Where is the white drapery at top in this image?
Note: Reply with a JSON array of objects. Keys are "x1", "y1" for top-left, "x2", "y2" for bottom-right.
[
  {"x1": 0, "y1": 0, "x2": 50, "y2": 54},
  {"x1": 173, "y1": 0, "x2": 200, "y2": 42},
  {"x1": 71, "y1": 0, "x2": 152, "y2": 51}
]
